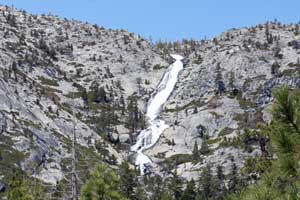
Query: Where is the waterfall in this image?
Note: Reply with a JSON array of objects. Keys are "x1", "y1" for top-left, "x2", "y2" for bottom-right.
[{"x1": 131, "y1": 54, "x2": 184, "y2": 173}]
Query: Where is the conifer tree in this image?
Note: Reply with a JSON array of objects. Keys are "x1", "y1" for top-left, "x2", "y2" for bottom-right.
[
  {"x1": 216, "y1": 165, "x2": 225, "y2": 199},
  {"x1": 228, "y1": 71, "x2": 235, "y2": 89},
  {"x1": 200, "y1": 138, "x2": 210, "y2": 155},
  {"x1": 226, "y1": 83, "x2": 300, "y2": 199},
  {"x1": 228, "y1": 163, "x2": 239, "y2": 193},
  {"x1": 215, "y1": 63, "x2": 225, "y2": 94},
  {"x1": 148, "y1": 175, "x2": 171, "y2": 200},
  {"x1": 8, "y1": 171, "x2": 30, "y2": 200},
  {"x1": 119, "y1": 161, "x2": 137, "y2": 199},
  {"x1": 192, "y1": 140, "x2": 200, "y2": 163},
  {"x1": 168, "y1": 171, "x2": 183, "y2": 200},
  {"x1": 133, "y1": 183, "x2": 147, "y2": 200},
  {"x1": 198, "y1": 164, "x2": 216, "y2": 199},
  {"x1": 7, "y1": 171, "x2": 44, "y2": 200},
  {"x1": 80, "y1": 164, "x2": 127, "y2": 200},
  {"x1": 182, "y1": 179, "x2": 196, "y2": 200}
]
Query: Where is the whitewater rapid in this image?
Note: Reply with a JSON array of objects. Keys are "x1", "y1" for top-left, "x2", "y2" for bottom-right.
[{"x1": 131, "y1": 54, "x2": 184, "y2": 173}]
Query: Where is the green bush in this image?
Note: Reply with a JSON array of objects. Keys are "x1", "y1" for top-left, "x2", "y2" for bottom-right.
[{"x1": 38, "y1": 76, "x2": 59, "y2": 86}]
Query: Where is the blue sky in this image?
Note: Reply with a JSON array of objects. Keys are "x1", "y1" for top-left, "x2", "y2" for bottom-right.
[{"x1": 1, "y1": 0, "x2": 300, "y2": 41}]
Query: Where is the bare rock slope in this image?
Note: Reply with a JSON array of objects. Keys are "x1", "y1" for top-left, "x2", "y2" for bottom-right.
[
  {"x1": 148, "y1": 22, "x2": 300, "y2": 178},
  {"x1": 1, "y1": 5, "x2": 300, "y2": 191},
  {"x1": 0, "y1": 5, "x2": 167, "y2": 186}
]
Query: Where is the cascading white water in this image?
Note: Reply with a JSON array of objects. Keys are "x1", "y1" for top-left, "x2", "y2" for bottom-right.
[{"x1": 131, "y1": 54, "x2": 184, "y2": 173}]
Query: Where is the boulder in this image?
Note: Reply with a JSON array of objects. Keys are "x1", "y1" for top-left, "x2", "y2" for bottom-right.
[{"x1": 23, "y1": 148, "x2": 46, "y2": 171}]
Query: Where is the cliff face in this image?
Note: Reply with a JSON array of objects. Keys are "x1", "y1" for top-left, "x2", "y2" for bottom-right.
[
  {"x1": 0, "y1": 5, "x2": 167, "y2": 185},
  {"x1": 0, "y1": 4, "x2": 300, "y2": 191},
  {"x1": 148, "y1": 22, "x2": 300, "y2": 178}
]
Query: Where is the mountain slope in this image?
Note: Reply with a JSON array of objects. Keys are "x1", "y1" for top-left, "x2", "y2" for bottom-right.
[
  {"x1": 0, "y1": 5, "x2": 167, "y2": 188},
  {"x1": 1, "y1": 4, "x2": 300, "y2": 199},
  {"x1": 148, "y1": 21, "x2": 300, "y2": 178}
]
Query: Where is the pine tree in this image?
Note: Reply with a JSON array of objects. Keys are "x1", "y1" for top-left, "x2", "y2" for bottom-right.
[
  {"x1": 6, "y1": 13, "x2": 17, "y2": 27},
  {"x1": 7, "y1": 171, "x2": 30, "y2": 200},
  {"x1": 168, "y1": 171, "x2": 183, "y2": 200},
  {"x1": 295, "y1": 24, "x2": 299, "y2": 36},
  {"x1": 7, "y1": 171, "x2": 45, "y2": 200},
  {"x1": 200, "y1": 138, "x2": 210, "y2": 155},
  {"x1": 118, "y1": 55, "x2": 123, "y2": 63},
  {"x1": 228, "y1": 71, "x2": 235, "y2": 89},
  {"x1": 271, "y1": 85, "x2": 300, "y2": 176},
  {"x1": 120, "y1": 95, "x2": 126, "y2": 115},
  {"x1": 182, "y1": 179, "x2": 196, "y2": 200},
  {"x1": 198, "y1": 164, "x2": 216, "y2": 199},
  {"x1": 136, "y1": 77, "x2": 142, "y2": 94},
  {"x1": 192, "y1": 140, "x2": 200, "y2": 163},
  {"x1": 215, "y1": 63, "x2": 225, "y2": 94},
  {"x1": 271, "y1": 62, "x2": 280, "y2": 75},
  {"x1": 97, "y1": 87, "x2": 107, "y2": 103},
  {"x1": 149, "y1": 175, "x2": 171, "y2": 200},
  {"x1": 193, "y1": 107, "x2": 198, "y2": 114},
  {"x1": 227, "y1": 85, "x2": 300, "y2": 199},
  {"x1": 228, "y1": 162, "x2": 239, "y2": 193},
  {"x1": 80, "y1": 164, "x2": 127, "y2": 200},
  {"x1": 133, "y1": 183, "x2": 147, "y2": 200},
  {"x1": 119, "y1": 161, "x2": 137, "y2": 199},
  {"x1": 126, "y1": 95, "x2": 143, "y2": 134},
  {"x1": 216, "y1": 165, "x2": 225, "y2": 199},
  {"x1": 81, "y1": 88, "x2": 89, "y2": 109}
]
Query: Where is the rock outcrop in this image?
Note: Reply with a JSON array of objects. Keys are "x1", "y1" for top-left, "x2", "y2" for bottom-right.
[{"x1": 1, "y1": 4, "x2": 300, "y2": 192}]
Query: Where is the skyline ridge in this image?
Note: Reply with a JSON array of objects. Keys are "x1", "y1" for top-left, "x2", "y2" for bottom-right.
[{"x1": 1, "y1": 0, "x2": 300, "y2": 41}]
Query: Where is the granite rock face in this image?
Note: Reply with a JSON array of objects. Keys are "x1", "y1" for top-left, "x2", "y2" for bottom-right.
[
  {"x1": 0, "y1": 5, "x2": 166, "y2": 184},
  {"x1": 146, "y1": 22, "x2": 300, "y2": 177},
  {"x1": 0, "y1": 5, "x2": 300, "y2": 186}
]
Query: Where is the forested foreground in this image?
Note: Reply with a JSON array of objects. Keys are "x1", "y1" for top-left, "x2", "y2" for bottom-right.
[
  {"x1": 5, "y1": 85, "x2": 300, "y2": 199},
  {"x1": 227, "y1": 85, "x2": 300, "y2": 200}
]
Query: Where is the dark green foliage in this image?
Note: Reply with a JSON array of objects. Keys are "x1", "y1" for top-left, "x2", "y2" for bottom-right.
[
  {"x1": 228, "y1": 71, "x2": 235, "y2": 89},
  {"x1": 134, "y1": 183, "x2": 147, "y2": 200},
  {"x1": 163, "y1": 154, "x2": 194, "y2": 172},
  {"x1": 90, "y1": 86, "x2": 107, "y2": 103},
  {"x1": 153, "y1": 64, "x2": 166, "y2": 70},
  {"x1": 227, "y1": 163, "x2": 240, "y2": 193},
  {"x1": 80, "y1": 164, "x2": 128, "y2": 200},
  {"x1": 6, "y1": 13, "x2": 17, "y2": 27},
  {"x1": 168, "y1": 171, "x2": 183, "y2": 200},
  {"x1": 97, "y1": 103, "x2": 117, "y2": 134},
  {"x1": 193, "y1": 54, "x2": 203, "y2": 64},
  {"x1": 215, "y1": 63, "x2": 225, "y2": 94},
  {"x1": 198, "y1": 164, "x2": 216, "y2": 199},
  {"x1": 81, "y1": 88, "x2": 89, "y2": 107},
  {"x1": 38, "y1": 76, "x2": 59, "y2": 86},
  {"x1": 7, "y1": 171, "x2": 29, "y2": 200},
  {"x1": 146, "y1": 175, "x2": 171, "y2": 200},
  {"x1": 216, "y1": 165, "x2": 226, "y2": 198},
  {"x1": 182, "y1": 179, "x2": 196, "y2": 200},
  {"x1": 196, "y1": 124, "x2": 206, "y2": 138},
  {"x1": 271, "y1": 62, "x2": 280, "y2": 75},
  {"x1": 241, "y1": 157, "x2": 272, "y2": 176},
  {"x1": 227, "y1": 85, "x2": 300, "y2": 199},
  {"x1": 94, "y1": 140, "x2": 110, "y2": 160},
  {"x1": 126, "y1": 95, "x2": 145, "y2": 136},
  {"x1": 199, "y1": 138, "x2": 210, "y2": 155},
  {"x1": 295, "y1": 24, "x2": 300, "y2": 36},
  {"x1": 241, "y1": 128, "x2": 255, "y2": 153},
  {"x1": 37, "y1": 38, "x2": 57, "y2": 60},
  {"x1": 119, "y1": 161, "x2": 138, "y2": 199},
  {"x1": 192, "y1": 141, "x2": 200, "y2": 163},
  {"x1": 7, "y1": 171, "x2": 45, "y2": 200}
]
